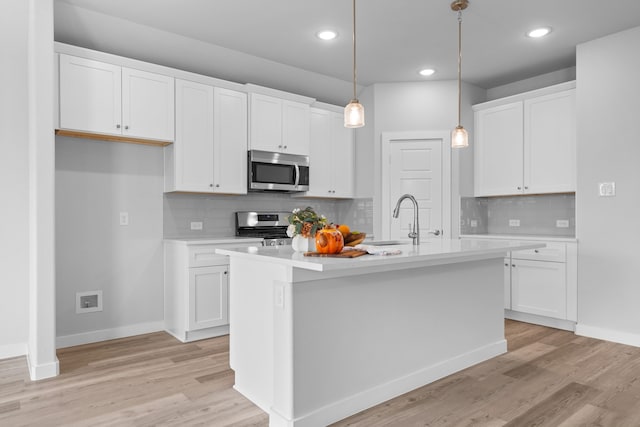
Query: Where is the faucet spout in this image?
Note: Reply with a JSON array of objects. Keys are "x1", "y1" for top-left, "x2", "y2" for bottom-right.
[{"x1": 392, "y1": 194, "x2": 420, "y2": 245}]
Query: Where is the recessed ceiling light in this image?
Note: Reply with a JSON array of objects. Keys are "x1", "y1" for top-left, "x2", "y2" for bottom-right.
[
  {"x1": 316, "y1": 30, "x2": 338, "y2": 41},
  {"x1": 526, "y1": 27, "x2": 552, "y2": 38},
  {"x1": 419, "y1": 68, "x2": 436, "y2": 77}
]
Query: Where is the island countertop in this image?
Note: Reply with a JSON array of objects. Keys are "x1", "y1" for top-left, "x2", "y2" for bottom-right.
[{"x1": 216, "y1": 238, "x2": 544, "y2": 272}]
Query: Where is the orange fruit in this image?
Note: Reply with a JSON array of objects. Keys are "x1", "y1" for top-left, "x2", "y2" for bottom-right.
[{"x1": 337, "y1": 224, "x2": 350, "y2": 237}]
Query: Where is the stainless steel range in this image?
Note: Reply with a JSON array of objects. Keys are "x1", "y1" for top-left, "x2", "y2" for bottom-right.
[{"x1": 235, "y1": 211, "x2": 291, "y2": 246}]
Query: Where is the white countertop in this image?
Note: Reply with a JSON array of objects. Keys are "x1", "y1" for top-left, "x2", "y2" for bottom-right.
[
  {"x1": 216, "y1": 238, "x2": 545, "y2": 272},
  {"x1": 460, "y1": 234, "x2": 577, "y2": 243},
  {"x1": 164, "y1": 236, "x2": 264, "y2": 245}
]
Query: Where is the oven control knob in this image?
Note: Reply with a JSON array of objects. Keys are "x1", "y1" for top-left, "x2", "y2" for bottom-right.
[{"x1": 268, "y1": 240, "x2": 277, "y2": 246}]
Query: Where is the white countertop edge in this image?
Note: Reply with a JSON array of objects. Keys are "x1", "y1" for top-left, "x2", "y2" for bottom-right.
[
  {"x1": 216, "y1": 240, "x2": 545, "y2": 272},
  {"x1": 460, "y1": 234, "x2": 578, "y2": 243},
  {"x1": 164, "y1": 237, "x2": 264, "y2": 245}
]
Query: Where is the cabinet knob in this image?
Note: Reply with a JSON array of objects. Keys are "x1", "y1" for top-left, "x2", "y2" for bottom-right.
[
  {"x1": 534, "y1": 249, "x2": 539, "y2": 253},
  {"x1": 124, "y1": 125, "x2": 129, "y2": 130},
  {"x1": 512, "y1": 264, "x2": 516, "y2": 268},
  {"x1": 504, "y1": 263, "x2": 509, "y2": 267},
  {"x1": 116, "y1": 124, "x2": 121, "y2": 129},
  {"x1": 209, "y1": 184, "x2": 213, "y2": 187},
  {"x1": 283, "y1": 145, "x2": 287, "y2": 149},
  {"x1": 278, "y1": 145, "x2": 282, "y2": 148},
  {"x1": 224, "y1": 271, "x2": 228, "y2": 275},
  {"x1": 517, "y1": 186, "x2": 522, "y2": 190},
  {"x1": 525, "y1": 186, "x2": 529, "y2": 190},
  {"x1": 215, "y1": 184, "x2": 220, "y2": 188}
]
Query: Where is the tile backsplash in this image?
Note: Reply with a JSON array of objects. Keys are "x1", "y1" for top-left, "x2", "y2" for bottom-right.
[
  {"x1": 164, "y1": 192, "x2": 373, "y2": 238},
  {"x1": 460, "y1": 193, "x2": 575, "y2": 237}
]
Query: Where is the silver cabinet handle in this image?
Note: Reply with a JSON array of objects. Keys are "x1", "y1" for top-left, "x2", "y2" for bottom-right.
[{"x1": 428, "y1": 230, "x2": 441, "y2": 236}]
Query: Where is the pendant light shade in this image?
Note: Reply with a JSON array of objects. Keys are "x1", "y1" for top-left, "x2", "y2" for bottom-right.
[
  {"x1": 345, "y1": 99, "x2": 365, "y2": 128},
  {"x1": 344, "y1": 0, "x2": 364, "y2": 128},
  {"x1": 451, "y1": 0, "x2": 469, "y2": 148}
]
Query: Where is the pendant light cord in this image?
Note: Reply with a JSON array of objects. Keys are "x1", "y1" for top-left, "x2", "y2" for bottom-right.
[
  {"x1": 352, "y1": 0, "x2": 357, "y2": 101},
  {"x1": 457, "y1": 10, "x2": 462, "y2": 127}
]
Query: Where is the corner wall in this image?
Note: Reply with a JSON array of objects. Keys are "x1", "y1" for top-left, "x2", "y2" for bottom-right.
[
  {"x1": 575, "y1": 26, "x2": 640, "y2": 346},
  {"x1": 0, "y1": 0, "x2": 30, "y2": 359}
]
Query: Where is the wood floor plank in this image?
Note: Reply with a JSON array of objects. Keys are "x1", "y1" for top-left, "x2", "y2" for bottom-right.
[{"x1": 3, "y1": 321, "x2": 640, "y2": 426}]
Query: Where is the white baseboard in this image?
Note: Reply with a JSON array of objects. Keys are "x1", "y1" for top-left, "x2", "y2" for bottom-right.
[
  {"x1": 27, "y1": 353, "x2": 59, "y2": 381},
  {"x1": 505, "y1": 310, "x2": 576, "y2": 331},
  {"x1": 269, "y1": 340, "x2": 507, "y2": 427},
  {"x1": 56, "y1": 321, "x2": 164, "y2": 349},
  {"x1": 0, "y1": 342, "x2": 27, "y2": 360},
  {"x1": 575, "y1": 324, "x2": 640, "y2": 348}
]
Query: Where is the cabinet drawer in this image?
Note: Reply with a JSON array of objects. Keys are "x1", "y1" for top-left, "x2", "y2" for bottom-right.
[
  {"x1": 188, "y1": 246, "x2": 228, "y2": 267},
  {"x1": 512, "y1": 242, "x2": 565, "y2": 262}
]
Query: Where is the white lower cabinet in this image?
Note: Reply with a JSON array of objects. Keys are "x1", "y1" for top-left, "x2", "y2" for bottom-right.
[
  {"x1": 164, "y1": 241, "x2": 240, "y2": 342},
  {"x1": 465, "y1": 237, "x2": 577, "y2": 330},
  {"x1": 188, "y1": 265, "x2": 228, "y2": 331},
  {"x1": 510, "y1": 258, "x2": 567, "y2": 319}
]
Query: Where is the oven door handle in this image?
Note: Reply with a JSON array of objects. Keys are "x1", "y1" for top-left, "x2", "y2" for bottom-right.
[{"x1": 293, "y1": 163, "x2": 300, "y2": 187}]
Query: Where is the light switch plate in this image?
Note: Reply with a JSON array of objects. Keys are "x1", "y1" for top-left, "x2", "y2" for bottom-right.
[
  {"x1": 556, "y1": 219, "x2": 570, "y2": 228},
  {"x1": 470, "y1": 219, "x2": 478, "y2": 227},
  {"x1": 599, "y1": 182, "x2": 616, "y2": 197},
  {"x1": 509, "y1": 219, "x2": 520, "y2": 227},
  {"x1": 190, "y1": 221, "x2": 203, "y2": 230},
  {"x1": 119, "y1": 212, "x2": 129, "y2": 226}
]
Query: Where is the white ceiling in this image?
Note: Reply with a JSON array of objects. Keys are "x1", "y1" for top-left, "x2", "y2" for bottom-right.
[{"x1": 54, "y1": 0, "x2": 640, "y2": 92}]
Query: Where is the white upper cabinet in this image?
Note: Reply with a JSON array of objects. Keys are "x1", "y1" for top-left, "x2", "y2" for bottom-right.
[
  {"x1": 473, "y1": 82, "x2": 576, "y2": 197},
  {"x1": 58, "y1": 54, "x2": 174, "y2": 142},
  {"x1": 213, "y1": 87, "x2": 248, "y2": 194},
  {"x1": 474, "y1": 102, "x2": 524, "y2": 196},
  {"x1": 59, "y1": 54, "x2": 122, "y2": 136},
  {"x1": 524, "y1": 90, "x2": 576, "y2": 194},
  {"x1": 306, "y1": 107, "x2": 354, "y2": 198},
  {"x1": 166, "y1": 79, "x2": 247, "y2": 194},
  {"x1": 249, "y1": 93, "x2": 310, "y2": 156}
]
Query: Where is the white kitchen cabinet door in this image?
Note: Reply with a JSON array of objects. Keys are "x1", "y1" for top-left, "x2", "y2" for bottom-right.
[
  {"x1": 524, "y1": 89, "x2": 576, "y2": 194},
  {"x1": 307, "y1": 108, "x2": 354, "y2": 198},
  {"x1": 172, "y1": 79, "x2": 215, "y2": 193},
  {"x1": 249, "y1": 93, "x2": 283, "y2": 152},
  {"x1": 308, "y1": 108, "x2": 333, "y2": 196},
  {"x1": 282, "y1": 100, "x2": 310, "y2": 155},
  {"x1": 213, "y1": 87, "x2": 248, "y2": 194},
  {"x1": 59, "y1": 54, "x2": 122, "y2": 136},
  {"x1": 330, "y1": 112, "x2": 354, "y2": 197},
  {"x1": 121, "y1": 67, "x2": 174, "y2": 141},
  {"x1": 188, "y1": 265, "x2": 229, "y2": 331},
  {"x1": 474, "y1": 101, "x2": 524, "y2": 196},
  {"x1": 511, "y1": 259, "x2": 566, "y2": 319}
]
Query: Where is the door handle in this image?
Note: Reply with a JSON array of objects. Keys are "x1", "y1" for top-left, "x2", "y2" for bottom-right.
[{"x1": 428, "y1": 229, "x2": 441, "y2": 236}]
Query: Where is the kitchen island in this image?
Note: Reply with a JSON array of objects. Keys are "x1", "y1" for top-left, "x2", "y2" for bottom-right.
[{"x1": 216, "y1": 239, "x2": 544, "y2": 427}]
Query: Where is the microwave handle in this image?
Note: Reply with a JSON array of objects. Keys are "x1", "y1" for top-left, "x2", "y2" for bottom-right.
[{"x1": 294, "y1": 164, "x2": 300, "y2": 187}]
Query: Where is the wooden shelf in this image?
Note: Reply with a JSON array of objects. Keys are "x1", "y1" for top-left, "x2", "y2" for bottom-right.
[{"x1": 55, "y1": 129, "x2": 172, "y2": 147}]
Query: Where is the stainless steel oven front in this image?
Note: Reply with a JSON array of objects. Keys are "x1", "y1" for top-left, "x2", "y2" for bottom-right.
[{"x1": 248, "y1": 150, "x2": 309, "y2": 192}]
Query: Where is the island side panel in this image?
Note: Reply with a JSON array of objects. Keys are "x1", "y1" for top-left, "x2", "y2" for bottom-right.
[
  {"x1": 229, "y1": 256, "x2": 290, "y2": 412},
  {"x1": 272, "y1": 258, "x2": 506, "y2": 426}
]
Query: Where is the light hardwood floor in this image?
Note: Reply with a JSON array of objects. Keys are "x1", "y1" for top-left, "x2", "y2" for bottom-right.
[{"x1": 2, "y1": 320, "x2": 640, "y2": 426}]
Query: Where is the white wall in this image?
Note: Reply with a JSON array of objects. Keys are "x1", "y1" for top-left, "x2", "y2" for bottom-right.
[
  {"x1": 365, "y1": 80, "x2": 485, "y2": 238},
  {"x1": 55, "y1": 137, "x2": 164, "y2": 347},
  {"x1": 0, "y1": 0, "x2": 30, "y2": 359},
  {"x1": 575, "y1": 26, "x2": 640, "y2": 346},
  {"x1": 486, "y1": 67, "x2": 576, "y2": 101}
]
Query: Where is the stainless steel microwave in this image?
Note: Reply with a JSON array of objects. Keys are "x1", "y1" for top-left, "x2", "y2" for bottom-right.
[{"x1": 248, "y1": 150, "x2": 310, "y2": 192}]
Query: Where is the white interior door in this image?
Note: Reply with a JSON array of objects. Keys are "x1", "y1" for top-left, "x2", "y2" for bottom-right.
[{"x1": 381, "y1": 132, "x2": 449, "y2": 241}]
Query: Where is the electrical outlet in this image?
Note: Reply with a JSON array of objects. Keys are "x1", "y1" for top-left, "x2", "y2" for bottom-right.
[
  {"x1": 470, "y1": 219, "x2": 478, "y2": 228},
  {"x1": 599, "y1": 182, "x2": 616, "y2": 197},
  {"x1": 556, "y1": 219, "x2": 570, "y2": 228},
  {"x1": 509, "y1": 219, "x2": 520, "y2": 227},
  {"x1": 119, "y1": 212, "x2": 129, "y2": 226},
  {"x1": 190, "y1": 221, "x2": 203, "y2": 230}
]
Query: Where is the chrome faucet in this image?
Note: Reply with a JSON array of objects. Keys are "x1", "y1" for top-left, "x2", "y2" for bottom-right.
[{"x1": 392, "y1": 194, "x2": 420, "y2": 245}]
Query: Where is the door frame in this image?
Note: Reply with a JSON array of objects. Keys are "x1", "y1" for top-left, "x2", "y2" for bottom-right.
[{"x1": 380, "y1": 131, "x2": 451, "y2": 240}]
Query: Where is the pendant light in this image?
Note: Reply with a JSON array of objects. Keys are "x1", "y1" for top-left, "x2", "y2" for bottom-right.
[
  {"x1": 344, "y1": 0, "x2": 364, "y2": 128},
  {"x1": 451, "y1": 0, "x2": 469, "y2": 148}
]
